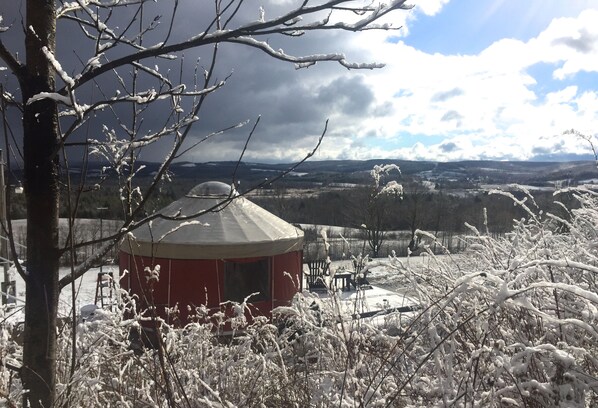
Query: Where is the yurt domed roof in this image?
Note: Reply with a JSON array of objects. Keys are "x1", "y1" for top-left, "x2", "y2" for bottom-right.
[{"x1": 121, "y1": 181, "x2": 303, "y2": 259}]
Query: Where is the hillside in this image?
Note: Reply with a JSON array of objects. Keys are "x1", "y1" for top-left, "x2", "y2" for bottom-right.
[{"x1": 10, "y1": 159, "x2": 595, "y2": 191}]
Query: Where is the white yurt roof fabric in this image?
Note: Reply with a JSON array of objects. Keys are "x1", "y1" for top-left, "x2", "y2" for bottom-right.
[{"x1": 121, "y1": 182, "x2": 304, "y2": 259}]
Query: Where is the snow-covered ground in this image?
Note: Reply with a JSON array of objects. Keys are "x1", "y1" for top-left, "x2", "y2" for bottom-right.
[
  {"x1": 2, "y1": 253, "x2": 450, "y2": 325},
  {"x1": 324, "y1": 253, "x2": 463, "y2": 291},
  {"x1": 3, "y1": 265, "x2": 120, "y2": 324},
  {"x1": 299, "y1": 255, "x2": 451, "y2": 326}
]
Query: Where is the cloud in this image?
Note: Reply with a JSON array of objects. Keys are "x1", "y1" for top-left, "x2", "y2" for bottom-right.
[
  {"x1": 432, "y1": 88, "x2": 464, "y2": 102},
  {"x1": 540, "y1": 10, "x2": 598, "y2": 79},
  {"x1": 440, "y1": 110, "x2": 463, "y2": 123},
  {"x1": 332, "y1": 7, "x2": 598, "y2": 162},
  {"x1": 100, "y1": 4, "x2": 598, "y2": 163},
  {"x1": 439, "y1": 142, "x2": 458, "y2": 152},
  {"x1": 318, "y1": 76, "x2": 375, "y2": 116},
  {"x1": 3, "y1": 0, "x2": 598, "y2": 165},
  {"x1": 414, "y1": 0, "x2": 451, "y2": 16},
  {"x1": 552, "y1": 28, "x2": 598, "y2": 53}
]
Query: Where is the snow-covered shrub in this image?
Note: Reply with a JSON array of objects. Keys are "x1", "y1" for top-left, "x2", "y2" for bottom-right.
[
  {"x1": 382, "y1": 187, "x2": 598, "y2": 407},
  {"x1": 2, "y1": 186, "x2": 598, "y2": 407},
  {"x1": 0, "y1": 308, "x2": 22, "y2": 406},
  {"x1": 0, "y1": 285, "x2": 412, "y2": 406}
]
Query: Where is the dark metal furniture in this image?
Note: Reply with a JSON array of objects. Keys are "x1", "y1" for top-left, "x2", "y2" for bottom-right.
[{"x1": 306, "y1": 260, "x2": 329, "y2": 291}]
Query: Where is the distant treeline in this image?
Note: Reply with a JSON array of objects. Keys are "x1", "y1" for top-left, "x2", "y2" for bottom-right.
[
  {"x1": 6, "y1": 179, "x2": 576, "y2": 263},
  {"x1": 251, "y1": 186, "x2": 576, "y2": 237}
]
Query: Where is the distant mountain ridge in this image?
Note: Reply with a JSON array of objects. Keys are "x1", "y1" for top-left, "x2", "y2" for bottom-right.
[
  {"x1": 123, "y1": 159, "x2": 598, "y2": 186},
  {"x1": 9, "y1": 159, "x2": 598, "y2": 189}
]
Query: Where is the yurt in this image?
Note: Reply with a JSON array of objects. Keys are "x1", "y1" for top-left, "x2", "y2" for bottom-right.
[{"x1": 119, "y1": 181, "x2": 304, "y2": 325}]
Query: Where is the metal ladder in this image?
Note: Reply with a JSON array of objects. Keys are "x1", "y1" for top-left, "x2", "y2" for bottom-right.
[{"x1": 94, "y1": 271, "x2": 115, "y2": 310}]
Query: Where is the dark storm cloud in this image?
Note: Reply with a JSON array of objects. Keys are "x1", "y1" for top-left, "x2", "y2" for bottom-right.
[
  {"x1": 439, "y1": 142, "x2": 458, "y2": 153},
  {"x1": 552, "y1": 28, "x2": 597, "y2": 53},
  {"x1": 1, "y1": 0, "x2": 388, "y2": 163},
  {"x1": 431, "y1": 87, "x2": 464, "y2": 102},
  {"x1": 317, "y1": 75, "x2": 375, "y2": 116},
  {"x1": 178, "y1": 44, "x2": 332, "y2": 152}
]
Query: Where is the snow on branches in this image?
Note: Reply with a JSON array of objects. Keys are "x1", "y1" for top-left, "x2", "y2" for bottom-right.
[{"x1": 371, "y1": 163, "x2": 403, "y2": 197}]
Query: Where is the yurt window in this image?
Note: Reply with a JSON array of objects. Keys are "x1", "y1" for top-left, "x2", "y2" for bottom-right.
[{"x1": 224, "y1": 259, "x2": 270, "y2": 303}]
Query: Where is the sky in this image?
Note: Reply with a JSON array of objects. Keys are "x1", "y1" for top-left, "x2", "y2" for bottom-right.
[
  {"x1": 176, "y1": 0, "x2": 598, "y2": 163},
  {"x1": 331, "y1": 0, "x2": 598, "y2": 163},
  {"x1": 2, "y1": 0, "x2": 598, "y2": 164}
]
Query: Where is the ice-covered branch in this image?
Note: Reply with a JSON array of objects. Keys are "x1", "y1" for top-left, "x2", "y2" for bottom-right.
[
  {"x1": 371, "y1": 163, "x2": 401, "y2": 188},
  {"x1": 156, "y1": 221, "x2": 210, "y2": 244},
  {"x1": 89, "y1": 112, "x2": 200, "y2": 170},
  {"x1": 230, "y1": 36, "x2": 384, "y2": 69},
  {"x1": 57, "y1": 0, "x2": 148, "y2": 16},
  {"x1": 42, "y1": 46, "x2": 75, "y2": 87},
  {"x1": 60, "y1": 1, "x2": 168, "y2": 62},
  {"x1": 64, "y1": 0, "x2": 410, "y2": 92},
  {"x1": 518, "y1": 258, "x2": 598, "y2": 275}
]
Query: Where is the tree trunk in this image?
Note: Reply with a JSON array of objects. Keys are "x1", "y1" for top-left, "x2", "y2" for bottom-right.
[{"x1": 21, "y1": 0, "x2": 60, "y2": 407}]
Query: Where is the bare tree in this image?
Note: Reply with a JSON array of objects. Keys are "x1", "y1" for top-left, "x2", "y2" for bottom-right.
[
  {"x1": 402, "y1": 179, "x2": 426, "y2": 251},
  {"x1": 364, "y1": 187, "x2": 389, "y2": 257},
  {"x1": 356, "y1": 164, "x2": 402, "y2": 257},
  {"x1": 0, "y1": 0, "x2": 411, "y2": 405}
]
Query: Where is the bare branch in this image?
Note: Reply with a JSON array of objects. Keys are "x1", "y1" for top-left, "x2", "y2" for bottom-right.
[
  {"x1": 174, "y1": 119, "x2": 248, "y2": 159},
  {"x1": 59, "y1": 118, "x2": 328, "y2": 288},
  {"x1": 62, "y1": 0, "x2": 411, "y2": 92},
  {"x1": 49, "y1": 0, "x2": 410, "y2": 292},
  {"x1": 0, "y1": 39, "x2": 25, "y2": 82},
  {"x1": 232, "y1": 116, "x2": 261, "y2": 184}
]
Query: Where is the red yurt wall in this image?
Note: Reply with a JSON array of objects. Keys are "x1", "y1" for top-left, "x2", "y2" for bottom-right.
[
  {"x1": 271, "y1": 250, "x2": 303, "y2": 308},
  {"x1": 119, "y1": 250, "x2": 303, "y2": 325}
]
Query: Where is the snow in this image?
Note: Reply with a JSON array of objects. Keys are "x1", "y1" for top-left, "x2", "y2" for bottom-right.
[
  {"x1": 42, "y1": 46, "x2": 74, "y2": 88},
  {"x1": 341, "y1": 285, "x2": 414, "y2": 313},
  {"x1": 26, "y1": 92, "x2": 72, "y2": 106},
  {"x1": 86, "y1": 55, "x2": 102, "y2": 69}
]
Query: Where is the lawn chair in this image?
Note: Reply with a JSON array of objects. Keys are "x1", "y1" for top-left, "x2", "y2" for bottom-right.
[{"x1": 306, "y1": 260, "x2": 329, "y2": 292}]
